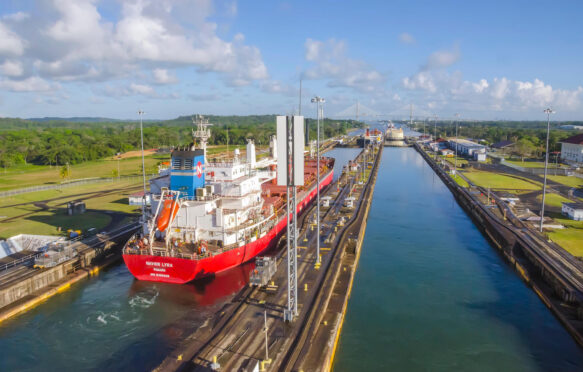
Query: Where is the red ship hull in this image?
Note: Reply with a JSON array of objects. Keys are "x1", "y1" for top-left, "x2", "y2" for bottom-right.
[{"x1": 123, "y1": 170, "x2": 333, "y2": 284}]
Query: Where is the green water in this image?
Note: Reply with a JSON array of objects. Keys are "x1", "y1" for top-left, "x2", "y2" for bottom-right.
[{"x1": 334, "y1": 147, "x2": 583, "y2": 371}]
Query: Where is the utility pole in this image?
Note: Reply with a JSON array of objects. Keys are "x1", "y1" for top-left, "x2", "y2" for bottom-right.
[
  {"x1": 312, "y1": 96, "x2": 325, "y2": 267},
  {"x1": 540, "y1": 108, "x2": 555, "y2": 232},
  {"x1": 410, "y1": 103, "x2": 413, "y2": 127},
  {"x1": 433, "y1": 114, "x2": 438, "y2": 160},
  {"x1": 454, "y1": 113, "x2": 460, "y2": 177},
  {"x1": 138, "y1": 110, "x2": 146, "y2": 213},
  {"x1": 278, "y1": 116, "x2": 304, "y2": 322}
]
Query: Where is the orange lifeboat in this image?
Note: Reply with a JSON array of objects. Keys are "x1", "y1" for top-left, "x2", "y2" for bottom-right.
[{"x1": 157, "y1": 199, "x2": 179, "y2": 231}]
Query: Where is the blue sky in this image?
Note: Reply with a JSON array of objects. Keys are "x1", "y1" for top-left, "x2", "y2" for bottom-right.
[{"x1": 0, "y1": 0, "x2": 581, "y2": 120}]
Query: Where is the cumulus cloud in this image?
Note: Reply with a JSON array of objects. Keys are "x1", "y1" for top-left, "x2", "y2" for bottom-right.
[
  {"x1": 261, "y1": 80, "x2": 295, "y2": 95},
  {"x1": 398, "y1": 32, "x2": 415, "y2": 44},
  {"x1": 130, "y1": 83, "x2": 155, "y2": 96},
  {"x1": 403, "y1": 68, "x2": 583, "y2": 114},
  {"x1": 153, "y1": 69, "x2": 178, "y2": 84},
  {"x1": 0, "y1": 0, "x2": 268, "y2": 92},
  {"x1": 0, "y1": 22, "x2": 26, "y2": 56},
  {"x1": 0, "y1": 60, "x2": 24, "y2": 77},
  {"x1": 2, "y1": 12, "x2": 29, "y2": 22},
  {"x1": 0, "y1": 76, "x2": 59, "y2": 92},
  {"x1": 303, "y1": 38, "x2": 386, "y2": 92},
  {"x1": 422, "y1": 45, "x2": 460, "y2": 70}
]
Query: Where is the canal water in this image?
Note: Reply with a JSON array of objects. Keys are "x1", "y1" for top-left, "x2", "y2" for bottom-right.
[
  {"x1": 334, "y1": 147, "x2": 583, "y2": 371},
  {"x1": 0, "y1": 261, "x2": 255, "y2": 371}
]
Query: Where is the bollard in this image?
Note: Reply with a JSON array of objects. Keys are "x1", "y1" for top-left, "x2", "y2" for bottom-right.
[{"x1": 304, "y1": 283, "x2": 308, "y2": 291}]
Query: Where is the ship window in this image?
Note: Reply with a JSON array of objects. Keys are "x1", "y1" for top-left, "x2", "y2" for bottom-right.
[
  {"x1": 172, "y1": 159, "x2": 182, "y2": 170},
  {"x1": 184, "y1": 159, "x2": 193, "y2": 170}
]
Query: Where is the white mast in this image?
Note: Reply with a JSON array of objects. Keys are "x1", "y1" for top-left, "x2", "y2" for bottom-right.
[{"x1": 192, "y1": 115, "x2": 213, "y2": 162}]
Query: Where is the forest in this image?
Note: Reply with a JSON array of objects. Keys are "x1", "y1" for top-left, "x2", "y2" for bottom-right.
[
  {"x1": 411, "y1": 120, "x2": 581, "y2": 156},
  {"x1": 0, "y1": 115, "x2": 363, "y2": 168}
]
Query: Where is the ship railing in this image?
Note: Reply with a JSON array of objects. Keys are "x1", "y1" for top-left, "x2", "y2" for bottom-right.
[{"x1": 123, "y1": 246, "x2": 197, "y2": 260}]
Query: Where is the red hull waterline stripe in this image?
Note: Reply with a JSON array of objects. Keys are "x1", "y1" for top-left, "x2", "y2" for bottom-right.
[{"x1": 123, "y1": 170, "x2": 334, "y2": 284}]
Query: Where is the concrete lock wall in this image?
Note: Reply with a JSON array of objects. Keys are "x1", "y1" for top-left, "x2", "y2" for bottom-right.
[{"x1": 0, "y1": 264, "x2": 68, "y2": 308}]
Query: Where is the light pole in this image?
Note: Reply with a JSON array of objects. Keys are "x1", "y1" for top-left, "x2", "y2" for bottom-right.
[
  {"x1": 540, "y1": 108, "x2": 555, "y2": 232},
  {"x1": 454, "y1": 113, "x2": 460, "y2": 176},
  {"x1": 311, "y1": 96, "x2": 325, "y2": 265},
  {"x1": 138, "y1": 110, "x2": 147, "y2": 214},
  {"x1": 433, "y1": 114, "x2": 438, "y2": 160}
]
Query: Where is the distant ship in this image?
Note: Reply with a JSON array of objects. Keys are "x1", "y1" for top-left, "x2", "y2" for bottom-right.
[
  {"x1": 385, "y1": 122, "x2": 404, "y2": 141},
  {"x1": 123, "y1": 116, "x2": 334, "y2": 284},
  {"x1": 357, "y1": 128, "x2": 383, "y2": 147}
]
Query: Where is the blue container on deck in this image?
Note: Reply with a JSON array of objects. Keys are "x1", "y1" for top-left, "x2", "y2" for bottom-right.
[{"x1": 170, "y1": 148, "x2": 205, "y2": 198}]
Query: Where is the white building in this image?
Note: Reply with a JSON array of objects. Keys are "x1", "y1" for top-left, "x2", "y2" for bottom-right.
[
  {"x1": 560, "y1": 134, "x2": 583, "y2": 165},
  {"x1": 562, "y1": 202, "x2": 583, "y2": 221},
  {"x1": 448, "y1": 139, "x2": 487, "y2": 157},
  {"x1": 473, "y1": 152, "x2": 487, "y2": 162}
]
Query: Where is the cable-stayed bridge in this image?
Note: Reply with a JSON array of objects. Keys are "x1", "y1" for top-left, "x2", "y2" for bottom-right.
[{"x1": 329, "y1": 102, "x2": 463, "y2": 122}]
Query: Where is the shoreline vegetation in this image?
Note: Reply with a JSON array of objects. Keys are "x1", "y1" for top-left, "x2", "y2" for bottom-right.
[{"x1": 0, "y1": 115, "x2": 364, "y2": 191}]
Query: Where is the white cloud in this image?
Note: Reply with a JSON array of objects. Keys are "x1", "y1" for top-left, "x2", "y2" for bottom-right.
[
  {"x1": 261, "y1": 80, "x2": 295, "y2": 95},
  {"x1": 0, "y1": 22, "x2": 26, "y2": 56},
  {"x1": 2, "y1": 12, "x2": 29, "y2": 22},
  {"x1": 402, "y1": 67, "x2": 583, "y2": 115},
  {"x1": 153, "y1": 69, "x2": 177, "y2": 84},
  {"x1": 422, "y1": 45, "x2": 460, "y2": 70},
  {"x1": 304, "y1": 38, "x2": 386, "y2": 92},
  {"x1": 403, "y1": 71, "x2": 437, "y2": 92},
  {"x1": 398, "y1": 32, "x2": 415, "y2": 44},
  {"x1": 130, "y1": 83, "x2": 155, "y2": 96},
  {"x1": 0, "y1": 0, "x2": 267, "y2": 89},
  {"x1": 0, "y1": 76, "x2": 59, "y2": 92},
  {"x1": 0, "y1": 60, "x2": 24, "y2": 77}
]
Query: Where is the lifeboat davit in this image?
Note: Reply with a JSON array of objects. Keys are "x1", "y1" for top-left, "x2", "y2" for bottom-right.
[{"x1": 157, "y1": 200, "x2": 180, "y2": 231}]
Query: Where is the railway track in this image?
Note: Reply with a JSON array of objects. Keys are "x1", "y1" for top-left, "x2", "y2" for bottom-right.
[
  {"x1": 473, "y1": 186, "x2": 583, "y2": 298},
  {"x1": 160, "y1": 149, "x2": 376, "y2": 372}
]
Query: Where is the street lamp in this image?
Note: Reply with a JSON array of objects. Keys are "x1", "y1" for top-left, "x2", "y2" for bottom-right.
[
  {"x1": 540, "y1": 108, "x2": 555, "y2": 232},
  {"x1": 138, "y1": 110, "x2": 146, "y2": 214},
  {"x1": 454, "y1": 113, "x2": 460, "y2": 176},
  {"x1": 311, "y1": 96, "x2": 325, "y2": 265},
  {"x1": 433, "y1": 114, "x2": 438, "y2": 160}
]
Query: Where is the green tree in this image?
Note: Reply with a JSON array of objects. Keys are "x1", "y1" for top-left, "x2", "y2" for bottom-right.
[{"x1": 514, "y1": 138, "x2": 537, "y2": 162}]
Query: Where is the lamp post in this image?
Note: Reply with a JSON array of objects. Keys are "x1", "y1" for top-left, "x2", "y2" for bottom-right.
[
  {"x1": 138, "y1": 110, "x2": 146, "y2": 213},
  {"x1": 311, "y1": 96, "x2": 325, "y2": 265},
  {"x1": 454, "y1": 113, "x2": 460, "y2": 176},
  {"x1": 540, "y1": 108, "x2": 555, "y2": 232},
  {"x1": 433, "y1": 114, "x2": 438, "y2": 160}
]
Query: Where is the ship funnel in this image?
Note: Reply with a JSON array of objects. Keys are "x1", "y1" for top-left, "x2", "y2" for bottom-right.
[
  {"x1": 246, "y1": 139, "x2": 256, "y2": 167},
  {"x1": 170, "y1": 148, "x2": 205, "y2": 198}
]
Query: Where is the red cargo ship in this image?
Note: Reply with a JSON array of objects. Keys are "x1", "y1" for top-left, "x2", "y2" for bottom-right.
[{"x1": 123, "y1": 116, "x2": 333, "y2": 284}]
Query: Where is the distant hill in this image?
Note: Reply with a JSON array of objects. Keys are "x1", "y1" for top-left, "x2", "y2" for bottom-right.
[{"x1": 27, "y1": 117, "x2": 124, "y2": 123}]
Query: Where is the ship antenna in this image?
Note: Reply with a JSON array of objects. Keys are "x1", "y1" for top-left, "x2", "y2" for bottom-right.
[{"x1": 192, "y1": 115, "x2": 213, "y2": 162}]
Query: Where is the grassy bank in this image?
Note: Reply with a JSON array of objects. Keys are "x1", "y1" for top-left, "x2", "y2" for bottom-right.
[
  {"x1": 0, "y1": 179, "x2": 141, "y2": 239},
  {"x1": 0, "y1": 154, "x2": 169, "y2": 192},
  {"x1": 462, "y1": 169, "x2": 541, "y2": 191}
]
